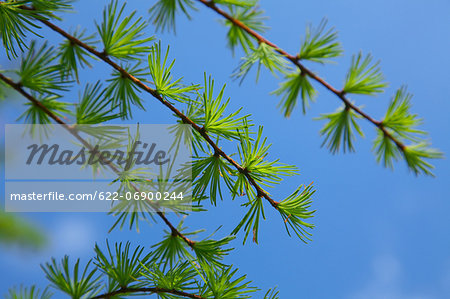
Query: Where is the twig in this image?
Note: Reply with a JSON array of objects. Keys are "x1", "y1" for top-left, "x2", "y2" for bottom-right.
[
  {"x1": 0, "y1": 72, "x2": 195, "y2": 248},
  {"x1": 196, "y1": 0, "x2": 406, "y2": 151},
  {"x1": 34, "y1": 16, "x2": 281, "y2": 209},
  {"x1": 91, "y1": 286, "x2": 205, "y2": 299}
]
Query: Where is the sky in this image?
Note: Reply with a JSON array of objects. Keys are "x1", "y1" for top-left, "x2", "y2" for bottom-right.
[{"x1": 1, "y1": 0, "x2": 450, "y2": 298}]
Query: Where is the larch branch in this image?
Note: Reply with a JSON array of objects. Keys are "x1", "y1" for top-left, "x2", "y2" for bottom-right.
[{"x1": 196, "y1": 0, "x2": 406, "y2": 152}]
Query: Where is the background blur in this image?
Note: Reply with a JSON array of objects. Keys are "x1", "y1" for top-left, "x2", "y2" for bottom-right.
[{"x1": 1, "y1": 0, "x2": 449, "y2": 298}]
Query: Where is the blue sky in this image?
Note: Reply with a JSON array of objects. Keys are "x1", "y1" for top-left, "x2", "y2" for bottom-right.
[{"x1": 1, "y1": 0, "x2": 450, "y2": 298}]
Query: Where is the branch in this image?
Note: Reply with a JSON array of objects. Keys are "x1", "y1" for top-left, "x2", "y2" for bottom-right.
[
  {"x1": 34, "y1": 16, "x2": 281, "y2": 209},
  {"x1": 91, "y1": 286, "x2": 205, "y2": 299},
  {"x1": 196, "y1": 0, "x2": 406, "y2": 152},
  {"x1": 0, "y1": 72, "x2": 195, "y2": 248}
]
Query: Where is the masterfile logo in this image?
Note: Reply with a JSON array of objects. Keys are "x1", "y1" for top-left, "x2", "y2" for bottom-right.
[
  {"x1": 25, "y1": 141, "x2": 171, "y2": 166},
  {"x1": 4, "y1": 124, "x2": 192, "y2": 212}
]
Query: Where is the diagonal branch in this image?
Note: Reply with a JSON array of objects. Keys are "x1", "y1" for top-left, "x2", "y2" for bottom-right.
[
  {"x1": 0, "y1": 72, "x2": 195, "y2": 248},
  {"x1": 196, "y1": 0, "x2": 406, "y2": 152},
  {"x1": 34, "y1": 16, "x2": 281, "y2": 209},
  {"x1": 91, "y1": 286, "x2": 205, "y2": 299}
]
